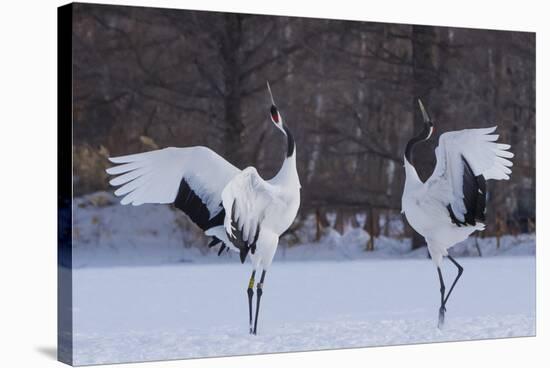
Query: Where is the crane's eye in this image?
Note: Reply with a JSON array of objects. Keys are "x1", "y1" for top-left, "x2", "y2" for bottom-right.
[{"x1": 270, "y1": 105, "x2": 279, "y2": 123}]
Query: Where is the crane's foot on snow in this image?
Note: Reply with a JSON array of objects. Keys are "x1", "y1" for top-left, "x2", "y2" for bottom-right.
[{"x1": 438, "y1": 306, "x2": 446, "y2": 329}]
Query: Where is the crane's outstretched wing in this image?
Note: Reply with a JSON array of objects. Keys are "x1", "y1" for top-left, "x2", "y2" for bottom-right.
[
  {"x1": 106, "y1": 147, "x2": 240, "y2": 231},
  {"x1": 220, "y1": 167, "x2": 276, "y2": 262},
  {"x1": 427, "y1": 126, "x2": 514, "y2": 226}
]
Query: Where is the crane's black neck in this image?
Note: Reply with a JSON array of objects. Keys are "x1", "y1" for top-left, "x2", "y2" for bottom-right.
[
  {"x1": 282, "y1": 125, "x2": 295, "y2": 158},
  {"x1": 404, "y1": 123, "x2": 433, "y2": 165}
]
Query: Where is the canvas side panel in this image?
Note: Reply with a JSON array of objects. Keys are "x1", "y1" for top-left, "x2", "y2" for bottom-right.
[{"x1": 58, "y1": 3, "x2": 74, "y2": 366}]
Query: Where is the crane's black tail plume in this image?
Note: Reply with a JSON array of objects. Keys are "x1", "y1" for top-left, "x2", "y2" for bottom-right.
[{"x1": 225, "y1": 200, "x2": 261, "y2": 264}]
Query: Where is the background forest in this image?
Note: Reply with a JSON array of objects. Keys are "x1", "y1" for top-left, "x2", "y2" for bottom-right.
[{"x1": 71, "y1": 3, "x2": 535, "y2": 251}]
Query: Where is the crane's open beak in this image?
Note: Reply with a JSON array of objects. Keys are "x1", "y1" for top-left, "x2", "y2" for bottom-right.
[{"x1": 417, "y1": 99, "x2": 432, "y2": 124}]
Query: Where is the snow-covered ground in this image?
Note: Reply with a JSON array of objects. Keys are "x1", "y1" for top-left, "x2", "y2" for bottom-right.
[
  {"x1": 72, "y1": 257, "x2": 536, "y2": 365},
  {"x1": 70, "y1": 192, "x2": 536, "y2": 365}
]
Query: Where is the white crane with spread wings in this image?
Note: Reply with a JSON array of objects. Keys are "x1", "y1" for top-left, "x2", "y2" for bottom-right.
[
  {"x1": 106, "y1": 82, "x2": 301, "y2": 335},
  {"x1": 402, "y1": 100, "x2": 514, "y2": 328}
]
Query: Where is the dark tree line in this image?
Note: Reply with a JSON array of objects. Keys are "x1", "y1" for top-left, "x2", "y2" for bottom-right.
[{"x1": 72, "y1": 4, "x2": 535, "y2": 249}]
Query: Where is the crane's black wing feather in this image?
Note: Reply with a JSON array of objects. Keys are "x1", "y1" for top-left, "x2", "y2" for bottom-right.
[
  {"x1": 174, "y1": 178, "x2": 231, "y2": 256},
  {"x1": 447, "y1": 156, "x2": 487, "y2": 227},
  {"x1": 174, "y1": 177, "x2": 226, "y2": 230}
]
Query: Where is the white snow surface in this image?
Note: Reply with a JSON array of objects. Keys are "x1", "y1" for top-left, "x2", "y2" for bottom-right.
[
  {"x1": 70, "y1": 192, "x2": 536, "y2": 365},
  {"x1": 72, "y1": 257, "x2": 535, "y2": 365}
]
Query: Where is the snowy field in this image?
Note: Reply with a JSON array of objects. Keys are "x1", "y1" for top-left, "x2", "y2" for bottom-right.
[
  {"x1": 70, "y1": 192, "x2": 536, "y2": 365},
  {"x1": 72, "y1": 256, "x2": 535, "y2": 366}
]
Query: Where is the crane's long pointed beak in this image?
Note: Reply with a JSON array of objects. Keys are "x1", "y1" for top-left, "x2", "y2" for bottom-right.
[
  {"x1": 417, "y1": 99, "x2": 431, "y2": 123},
  {"x1": 266, "y1": 81, "x2": 276, "y2": 105}
]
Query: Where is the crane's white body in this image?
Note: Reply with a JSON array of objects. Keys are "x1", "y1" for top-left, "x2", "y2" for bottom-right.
[
  {"x1": 205, "y1": 150, "x2": 301, "y2": 271},
  {"x1": 402, "y1": 127, "x2": 513, "y2": 267},
  {"x1": 402, "y1": 159, "x2": 485, "y2": 266}
]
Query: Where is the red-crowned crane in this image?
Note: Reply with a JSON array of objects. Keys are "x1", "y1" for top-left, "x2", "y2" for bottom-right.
[
  {"x1": 402, "y1": 100, "x2": 514, "y2": 328},
  {"x1": 106, "y1": 82, "x2": 301, "y2": 335}
]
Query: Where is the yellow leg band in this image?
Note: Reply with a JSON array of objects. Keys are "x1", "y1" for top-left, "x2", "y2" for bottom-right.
[{"x1": 248, "y1": 277, "x2": 255, "y2": 289}]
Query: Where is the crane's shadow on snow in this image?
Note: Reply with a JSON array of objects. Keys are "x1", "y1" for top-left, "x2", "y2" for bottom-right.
[{"x1": 36, "y1": 346, "x2": 57, "y2": 360}]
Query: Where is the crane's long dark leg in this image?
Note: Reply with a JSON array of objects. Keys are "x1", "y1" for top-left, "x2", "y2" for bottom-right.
[
  {"x1": 252, "y1": 270, "x2": 267, "y2": 335},
  {"x1": 247, "y1": 270, "x2": 256, "y2": 334},
  {"x1": 437, "y1": 256, "x2": 464, "y2": 329},
  {"x1": 444, "y1": 255, "x2": 464, "y2": 306},
  {"x1": 437, "y1": 267, "x2": 446, "y2": 329}
]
